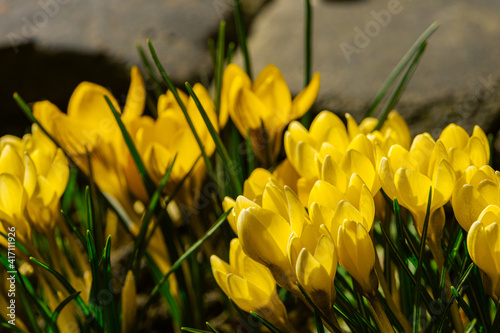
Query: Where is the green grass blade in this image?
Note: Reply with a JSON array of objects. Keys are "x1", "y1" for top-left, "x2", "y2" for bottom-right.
[
  {"x1": 300, "y1": 0, "x2": 313, "y2": 127},
  {"x1": 136, "y1": 209, "x2": 231, "y2": 325},
  {"x1": 105, "y1": 95, "x2": 156, "y2": 197},
  {"x1": 185, "y1": 82, "x2": 242, "y2": 195},
  {"x1": 214, "y1": 21, "x2": 226, "y2": 116},
  {"x1": 147, "y1": 39, "x2": 214, "y2": 175},
  {"x1": 0, "y1": 322, "x2": 25, "y2": 333},
  {"x1": 226, "y1": 42, "x2": 236, "y2": 64},
  {"x1": 29, "y1": 257, "x2": 92, "y2": 319},
  {"x1": 373, "y1": 41, "x2": 427, "y2": 131},
  {"x1": 127, "y1": 155, "x2": 177, "y2": 273},
  {"x1": 465, "y1": 319, "x2": 478, "y2": 333},
  {"x1": 60, "y1": 210, "x2": 86, "y2": 246},
  {"x1": 250, "y1": 312, "x2": 281, "y2": 333},
  {"x1": 136, "y1": 44, "x2": 164, "y2": 99},
  {"x1": 413, "y1": 187, "x2": 433, "y2": 333},
  {"x1": 86, "y1": 230, "x2": 103, "y2": 328},
  {"x1": 49, "y1": 291, "x2": 81, "y2": 333},
  {"x1": 206, "y1": 322, "x2": 221, "y2": 333},
  {"x1": 451, "y1": 287, "x2": 476, "y2": 322},
  {"x1": 491, "y1": 302, "x2": 500, "y2": 333},
  {"x1": 233, "y1": 0, "x2": 252, "y2": 79},
  {"x1": 314, "y1": 309, "x2": 326, "y2": 333},
  {"x1": 364, "y1": 21, "x2": 439, "y2": 118},
  {"x1": 181, "y1": 328, "x2": 211, "y2": 333},
  {"x1": 102, "y1": 236, "x2": 120, "y2": 332}
]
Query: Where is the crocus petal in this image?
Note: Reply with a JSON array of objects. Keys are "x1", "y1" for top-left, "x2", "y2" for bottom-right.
[
  {"x1": 453, "y1": 185, "x2": 487, "y2": 231},
  {"x1": 229, "y1": 77, "x2": 268, "y2": 135},
  {"x1": 468, "y1": 221, "x2": 497, "y2": 280},
  {"x1": 291, "y1": 72, "x2": 320, "y2": 119},
  {"x1": 122, "y1": 66, "x2": 146, "y2": 124},
  {"x1": 296, "y1": 248, "x2": 333, "y2": 310}
]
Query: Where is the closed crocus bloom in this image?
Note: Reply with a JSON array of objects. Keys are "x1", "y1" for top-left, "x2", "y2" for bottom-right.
[
  {"x1": 379, "y1": 135, "x2": 455, "y2": 254},
  {"x1": 292, "y1": 233, "x2": 338, "y2": 316},
  {"x1": 0, "y1": 125, "x2": 69, "y2": 234},
  {"x1": 210, "y1": 239, "x2": 294, "y2": 332},
  {"x1": 346, "y1": 110, "x2": 411, "y2": 152},
  {"x1": 452, "y1": 165, "x2": 500, "y2": 231},
  {"x1": 0, "y1": 173, "x2": 29, "y2": 241},
  {"x1": 438, "y1": 124, "x2": 489, "y2": 177},
  {"x1": 309, "y1": 173, "x2": 375, "y2": 241},
  {"x1": 223, "y1": 63, "x2": 320, "y2": 165},
  {"x1": 338, "y1": 220, "x2": 378, "y2": 295},
  {"x1": 467, "y1": 214, "x2": 500, "y2": 302}
]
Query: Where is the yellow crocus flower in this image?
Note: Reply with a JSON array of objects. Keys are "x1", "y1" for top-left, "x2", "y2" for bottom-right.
[
  {"x1": 0, "y1": 124, "x2": 69, "y2": 236},
  {"x1": 452, "y1": 165, "x2": 500, "y2": 232},
  {"x1": 210, "y1": 238, "x2": 294, "y2": 332},
  {"x1": 379, "y1": 134, "x2": 455, "y2": 265},
  {"x1": 308, "y1": 173, "x2": 375, "y2": 242},
  {"x1": 222, "y1": 63, "x2": 320, "y2": 165},
  {"x1": 467, "y1": 209, "x2": 500, "y2": 302},
  {"x1": 346, "y1": 110, "x2": 412, "y2": 152},
  {"x1": 34, "y1": 67, "x2": 145, "y2": 215},
  {"x1": 337, "y1": 220, "x2": 378, "y2": 296},
  {"x1": 438, "y1": 124, "x2": 489, "y2": 177}
]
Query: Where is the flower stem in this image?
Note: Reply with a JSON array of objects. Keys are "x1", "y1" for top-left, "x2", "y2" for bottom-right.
[{"x1": 367, "y1": 294, "x2": 394, "y2": 333}]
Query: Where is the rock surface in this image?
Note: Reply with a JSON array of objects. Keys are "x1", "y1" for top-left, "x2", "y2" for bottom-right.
[
  {"x1": 237, "y1": 0, "x2": 500, "y2": 136},
  {"x1": 0, "y1": 0, "x2": 269, "y2": 136}
]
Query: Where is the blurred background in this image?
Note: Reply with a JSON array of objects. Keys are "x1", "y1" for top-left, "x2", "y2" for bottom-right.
[{"x1": 1, "y1": 0, "x2": 499, "y2": 154}]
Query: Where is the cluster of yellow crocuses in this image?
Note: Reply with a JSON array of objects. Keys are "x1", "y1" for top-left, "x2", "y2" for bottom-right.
[
  {"x1": 1, "y1": 60, "x2": 498, "y2": 331},
  {"x1": 212, "y1": 67, "x2": 498, "y2": 329}
]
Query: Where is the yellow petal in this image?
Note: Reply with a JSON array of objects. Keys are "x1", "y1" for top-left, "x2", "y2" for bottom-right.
[
  {"x1": 0, "y1": 173, "x2": 27, "y2": 223},
  {"x1": 477, "y1": 205, "x2": 500, "y2": 227},
  {"x1": 291, "y1": 72, "x2": 320, "y2": 119},
  {"x1": 223, "y1": 197, "x2": 237, "y2": 235},
  {"x1": 310, "y1": 202, "x2": 334, "y2": 233},
  {"x1": 467, "y1": 221, "x2": 497, "y2": 280},
  {"x1": 431, "y1": 159, "x2": 455, "y2": 210},
  {"x1": 314, "y1": 234, "x2": 337, "y2": 278},
  {"x1": 467, "y1": 136, "x2": 489, "y2": 167},
  {"x1": 308, "y1": 180, "x2": 346, "y2": 211},
  {"x1": 46, "y1": 148, "x2": 69, "y2": 197},
  {"x1": 121, "y1": 271, "x2": 137, "y2": 333},
  {"x1": 472, "y1": 125, "x2": 490, "y2": 163},
  {"x1": 341, "y1": 149, "x2": 380, "y2": 195},
  {"x1": 237, "y1": 208, "x2": 291, "y2": 279},
  {"x1": 409, "y1": 133, "x2": 435, "y2": 174},
  {"x1": 229, "y1": 77, "x2": 266, "y2": 135},
  {"x1": 296, "y1": 248, "x2": 333, "y2": 310},
  {"x1": 67, "y1": 81, "x2": 120, "y2": 129},
  {"x1": 439, "y1": 123, "x2": 469, "y2": 151},
  {"x1": 253, "y1": 65, "x2": 292, "y2": 127},
  {"x1": 262, "y1": 183, "x2": 289, "y2": 222},
  {"x1": 321, "y1": 154, "x2": 347, "y2": 192},
  {"x1": 453, "y1": 185, "x2": 487, "y2": 232},
  {"x1": 285, "y1": 186, "x2": 309, "y2": 234},
  {"x1": 122, "y1": 66, "x2": 146, "y2": 124},
  {"x1": 210, "y1": 255, "x2": 231, "y2": 295},
  {"x1": 394, "y1": 168, "x2": 432, "y2": 219},
  {"x1": 346, "y1": 113, "x2": 362, "y2": 140},
  {"x1": 378, "y1": 157, "x2": 398, "y2": 204},
  {"x1": 0, "y1": 144, "x2": 24, "y2": 181}
]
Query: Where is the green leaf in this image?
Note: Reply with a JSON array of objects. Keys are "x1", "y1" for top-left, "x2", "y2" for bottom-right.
[
  {"x1": 214, "y1": 21, "x2": 226, "y2": 116},
  {"x1": 102, "y1": 236, "x2": 120, "y2": 332},
  {"x1": 0, "y1": 322, "x2": 25, "y2": 333},
  {"x1": 206, "y1": 322, "x2": 221, "y2": 333},
  {"x1": 127, "y1": 155, "x2": 177, "y2": 273},
  {"x1": 364, "y1": 21, "x2": 439, "y2": 118},
  {"x1": 233, "y1": 0, "x2": 252, "y2": 79},
  {"x1": 373, "y1": 41, "x2": 427, "y2": 131},
  {"x1": 29, "y1": 257, "x2": 92, "y2": 320},
  {"x1": 250, "y1": 312, "x2": 281, "y2": 333},
  {"x1": 181, "y1": 328, "x2": 211, "y2": 333},
  {"x1": 60, "y1": 210, "x2": 86, "y2": 247},
  {"x1": 314, "y1": 309, "x2": 326, "y2": 333},
  {"x1": 413, "y1": 187, "x2": 433, "y2": 333},
  {"x1": 48, "y1": 291, "x2": 81, "y2": 333},
  {"x1": 147, "y1": 39, "x2": 214, "y2": 175},
  {"x1": 86, "y1": 230, "x2": 103, "y2": 328},
  {"x1": 136, "y1": 43, "x2": 163, "y2": 100},
  {"x1": 104, "y1": 94, "x2": 156, "y2": 197},
  {"x1": 299, "y1": 0, "x2": 313, "y2": 128},
  {"x1": 185, "y1": 81, "x2": 243, "y2": 195}
]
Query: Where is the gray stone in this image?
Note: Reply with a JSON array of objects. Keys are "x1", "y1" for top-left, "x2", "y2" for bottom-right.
[{"x1": 236, "y1": 0, "x2": 500, "y2": 136}]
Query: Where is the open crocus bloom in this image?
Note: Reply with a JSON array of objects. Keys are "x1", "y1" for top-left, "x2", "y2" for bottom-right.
[
  {"x1": 210, "y1": 238, "x2": 293, "y2": 332},
  {"x1": 467, "y1": 207, "x2": 500, "y2": 302},
  {"x1": 34, "y1": 67, "x2": 145, "y2": 215},
  {"x1": 222, "y1": 63, "x2": 320, "y2": 165}
]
